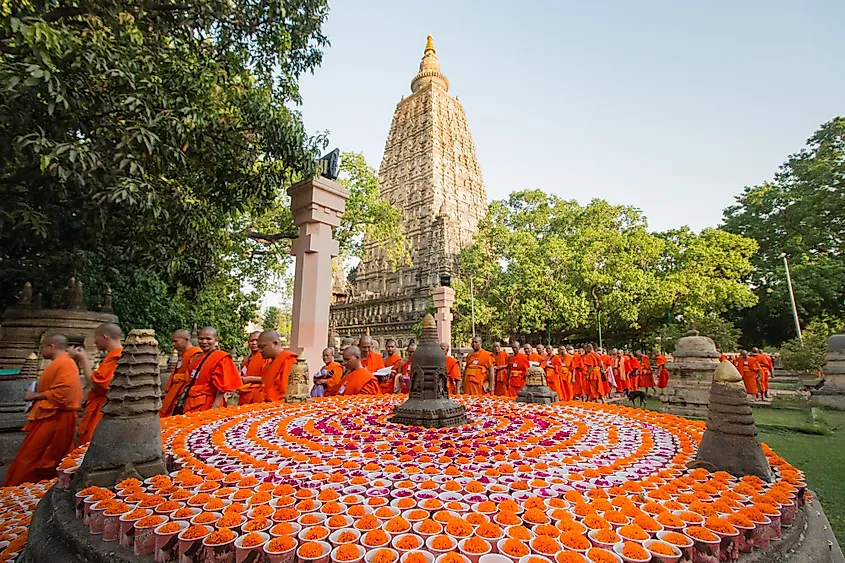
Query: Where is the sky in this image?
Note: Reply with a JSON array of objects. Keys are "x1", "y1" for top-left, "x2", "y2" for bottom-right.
[{"x1": 295, "y1": 0, "x2": 845, "y2": 233}]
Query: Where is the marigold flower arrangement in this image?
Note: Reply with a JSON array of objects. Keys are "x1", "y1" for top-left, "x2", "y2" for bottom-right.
[
  {"x1": 124, "y1": 508, "x2": 150, "y2": 520},
  {"x1": 661, "y1": 531, "x2": 691, "y2": 546},
  {"x1": 418, "y1": 519, "x2": 442, "y2": 534},
  {"x1": 617, "y1": 524, "x2": 648, "y2": 542},
  {"x1": 404, "y1": 552, "x2": 428, "y2": 563},
  {"x1": 334, "y1": 544, "x2": 363, "y2": 561},
  {"x1": 556, "y1": 552, "x2": 586, "y2": 563},
  {"x1": 136, "y1": 515, "x2": 165, "y2": 528},
  {"x1": 586, "y1": 547, "x2": 618, "y2": 563},
  {"x1": 386, "y1": 516, "x2": 411, "y2": 533},
  {"x1": 241, "y1": 532, "x2": 266, "y2": 548},
  {"x1": 206, "y1": 528, "x2": 236, "y2": 545},
  {"x1": 495, "y1": 511, "x2": 521, "y2": 526},
  {"x1": 298, "y1": 541, "x2": 325, "y2": 558},
  {"x1": 461, "y1": 537, "x2": 490, "y2": 554},
  {"x1": 500, "y1": 539, "x2": 529, "y2": 557},
  {"x1": 445, "y1": 518, "x2": 473, "y2": 537},
  {"x1": 558, "y1": 531, "x2": 590, "y2": 551},
  {"x1": 173, "y1": 507, "x2": 196, "y2": 518},
  {"x1": 182, "y1": 525, "x2": 210, "y2": 540},
  {"x1": 337, "y1": 531, "x2": 358, "y2": 543},
  {"x1": 243, "y1": 517, "x2": 271, "y2": 531},
  {"x1": 437, "y1": 553, "x2": 463, "y2": 563},
  {"x1": 621, "y1": 542, "x2": 649, "y2": 561},
  {"x1": 531, "y1": 536, "x2": 560, "y2": 555},
  {"x1": 582, "y1": 514, "x2": 609, "y2": 530},
  {"x1": 157, "y1": 522, "x2": 181, "y2": 534},
  {"x1": 704, "y1": 516, "x2": 737, "y2": 535},
  {"x1": 647, "y1": 541, "x2": 676, "y2": 556},
  {"x1": 430, "y1": 535, "x2": 456, "y2": 550},
  {"x1": 267, "y1": 535, "x2": 296, "y2": 553},
  {"x1": 304, "y1": 525, "x2": 329, "y2": 540},
  {"x1": 363, "y1": 530, "x2": 390, "y2": 546},
  {"x1": 593, "y1": 528, "x2": 620, "y2": 544},
  {"x1": 685, "y1": 526, "x2": 718, "y2": 542},
  {"x1": 301, "y1": 514, "x2": 321, "y2": 525},
  {"x1": 270, "y1": 521, "x2": 293, "y2": 536},
  {"x1": 395, "y1": 535, "x2": 422, "y2": 550}
]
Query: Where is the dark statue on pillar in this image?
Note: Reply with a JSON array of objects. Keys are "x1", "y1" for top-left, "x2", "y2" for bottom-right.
[
  {"x1": 516, "y1": 366, "x2": 559, "y2": 404},
  {"x1": 390, "y1": 314, "x2": 467, "y2": 428}
]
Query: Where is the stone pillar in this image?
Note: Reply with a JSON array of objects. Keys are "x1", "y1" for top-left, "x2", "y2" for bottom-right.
[
  {"x1": 432, "y1": 286, "x2": 455, "y2": 347},
  {"x1": 811, "y1": 334, "x2": 845, "y2": 410},
  {"x1": 288, "y1": 176, "x2": 350, "y2": 374},
  {"x1": 660, "y1": 329, "x2": 720, "y2": 419}
]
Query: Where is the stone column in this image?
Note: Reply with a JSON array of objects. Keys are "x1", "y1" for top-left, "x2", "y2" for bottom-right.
[
  {"x1": 432, "y1": 286, "x2": 455, "y2": 347},
  {"x1": 288, "y1": 176, "x2": 349, "y2": 376},
  {"x1": 660, "y1": 329, "x2": 720, "y2": 419},
  {"x1": 811, "y1": 334, "x2": 845, "y2": 410}
]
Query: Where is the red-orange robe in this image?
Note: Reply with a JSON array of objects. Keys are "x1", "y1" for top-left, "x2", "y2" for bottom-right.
[
  {"x1": 338, "y1": 367, "x2": 381, "y2": 396},
  {"x1": 754, "y1": 354, "x2": 773, "y2": 392},
  {"x1": 446, "y1": 356, "x2": 461, "y2": 395},
  {"x1": 182, "y1": 350, "x2": 242, "y2": 413},
  {"x1": 320, "y1": 361, "x2": 344, "y2": 396},
  {"x1": 160, "y1": 346, "x2": 201, "y2": 417},
  {"x1": 571, "y1": 353, "x2": 584, "y2": 397},
  {"x1": 464, "y1": 349, "x2": 494, "y2": 396},
  {"x1": 381, "y1": 353, "x2": 402, "y2": 394},
  {"x1": 614, "y1": 355, "x2": 628, "y2": 391},
  {"x1": 361, "y1": 351, "x2": 385, "y2": 374},
  {"x1": 582, "y1": 351, "x2": 604, "y2": 399},
  {"x1": 544, "y1": 354, "x2": 563, "y2": 401},
  {"x1": 77, "y1": 347, "x2": 122, "y2": 445},
  {"x1": 397, "y1": 359, "x2": 412, "y2": 394},
  {"x1": 656, "y1": 354, "x2": 669, "y2": 388},
  {"x1": 560, "y1": 353, "x2": 574, "y2": 401},
  {"x1": 493, "y1": 350, "x2": 510, "y2": 396},
  {"x1": 734, "y1": 356, "x2": 761, "y2": 395},
  {"x1": 627, "y1": 355, "x2": 641, "y2": 390},
  {"x1": 238, "y1": 351, "x2": 268, "y2": 405},
  {"x1": 262, "y1": 350, "x2": 297, "y2": 402},
  {"x1": 599, "y1": 354, "x2": 613, "y2": 396},
  {"x1": 4, "y1": 352, "x2": 82, "y2": 486},
  {"x1": 508, "y1": 353, "x2": 530, "y2": 397},
  {"x1": 639, "y1": 355, "x2": 655, "y2": 389}
]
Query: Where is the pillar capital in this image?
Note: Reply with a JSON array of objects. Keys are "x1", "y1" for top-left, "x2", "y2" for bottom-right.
[{"x1": 288, "y1": 175, "x2": 350, "y2": 228}]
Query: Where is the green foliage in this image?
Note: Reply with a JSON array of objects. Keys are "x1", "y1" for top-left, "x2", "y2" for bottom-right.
[
  {"x1": 453, "y1": 191, "x2": 757, "y2": 344},
  {"x1": 722, "y1": 118, "x2": 845, "y2": 346},
  {"x1": 0, "y1": 0, "x2": 330, "y2": 343},
  {"x1": 262, "y1": 305, "x2": 291, "y2": 336},
  {"x1": 644, "y1": 315, "x2": 742, "y2": 354},
  {"x1": 779, "y1": 333, "x2": 827, "y2": 373}
]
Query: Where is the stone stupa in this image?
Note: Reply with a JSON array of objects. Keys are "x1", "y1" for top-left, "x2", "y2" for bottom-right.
[
  {"x1": 390, "y1": 314, "x2": 467, "y2": 428},
  {"x1": 811, "y1": 333, "x2": 845, "y2": 410},
  {"x1": 694, "y1": 360, "x2": 773, "y2": 481},
  {"x1": 661, "y1": 329, "x2": 721, "y2": 418},
  {"x1": 516, "y1": 365, "x2": 559, "y2": 404}
]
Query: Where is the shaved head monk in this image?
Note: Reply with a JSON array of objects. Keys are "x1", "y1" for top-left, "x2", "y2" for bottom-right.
[
  {"x1": 73, "y1": 322, "x2": 123, "y2": 444},
  {"x1": 258, "y1": 330, "x2": 297, "y2": 401},
  {"x1": 492, "y1": 342, "x2": 509, "y2": 396},
  {"x1": 338, "y1": 346, "x2": 380, "y2": 396},
  {"x1": 463, "y1": 336, "x2": 494, "y2": 396},
  {"x1": 239, "y1": 331, "x2": 268, "y2": 405},
  {"x1": 314, "y1": 348, "x2": 343, "y2": 396},
  {"x1": 173, "y1": 327, "x2": 242, "y2": 414},
  {"x1": 4, "y1": 334, "x2": 82, "y2": 486},
  {"x1": 508, "y1": 343, "x2": 530, "y2": 397},
  {"x1": 358, "y1": 336, "x2": 385, "y2": 374},
  {"x1": 160, "y1": 330, "x2": 202, "y2": 417}
]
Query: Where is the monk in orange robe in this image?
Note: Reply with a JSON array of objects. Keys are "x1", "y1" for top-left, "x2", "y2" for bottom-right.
[
  {"x1": 338, "y1": 346, "x2": 381, "y2": 395},
  {"x1": 72, "y1": 322, "x2": 122, "y2": 445},
  {"x1": 380, "y1": 339, "x2": 402, "y2": 394},
  {"x1": 441, "y1": 342, "x2": 462, "y2": 394},
  {"x1": 4, "y1": 334, "x2": 82, "y2": 486},
  {"x1": 582, "y1": 344, "x2": 605, "y2": 402},
  {"x1": 571, "y1": 349, "x2": 585, "y2": 399},
  {"x1": 358, "y1": 336, "x2": 385, "y2": 373},
  {"x1": 315, "y1": 347, "x2": 344, "y2": 396},
  {"x1": 752, "y1": 347, "x2": 773, "y2": 399},
  {"x1": 544, "y1": 347, "x2": 563, "y2": 401},
  {"x1": 508, "y1": 346, "x2": 530, "y2": 397},
  {"x1": 526, "y1": 343, "x2": 544, "y2": 367},
  {"x1": 160, "y1": 330, "x2": 201, "y2": 417},
  {"x1": 638, "y1": 352, "x2": 656, "y2": 392},
  {"x1": 395, "y1": 342, "x2": 415, "y2": 394},
  {"x1": 559, "y1": 348, "x2": 574, "y2": 401},
  {"x1": 238, "y1": 331, "x2": 267, "y2": 405},
  {"x1": 257, "y1": 330, "x2": 297, "y2": 401},
  {"x1": 464, "y1": 337, "x2": 494, "y2": 396},
  {"x1": 627, "y1": 352, "x2": 641, "y2": 390},
  {"x1": 176, "y1": 327, "x2": 242, "y2": 414},
  {"x1": 734, "y1": 350, "x2": 761, "y2": 399},
  {"x1": 492, "y1": 342, "x2": 510, "y2": 396},
  {"x1": 655, "y1": 351, "x2": 669, "y2": 390},
  {"x1": 612, "y1": 349, "x2": 627, "y2": 392}
]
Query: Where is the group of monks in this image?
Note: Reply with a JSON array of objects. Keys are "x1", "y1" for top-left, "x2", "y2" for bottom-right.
[{"x1": 727, "y1": 348, "x2": 773, "y2": 401}]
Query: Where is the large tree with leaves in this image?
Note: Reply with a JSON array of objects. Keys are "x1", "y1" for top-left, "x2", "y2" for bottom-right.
[
  {"x1": 722, "y1": 118, "x2": 845, "y2": 347},
  {"x1": 452, "y1": 191, "x2": 757, "y2": 345}
]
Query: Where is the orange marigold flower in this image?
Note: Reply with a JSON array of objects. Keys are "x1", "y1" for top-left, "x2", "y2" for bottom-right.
[
  {"x1": 632, "y1": 515, "x2": 660, "y2": 532},
  {"x1": 445, "y1": 518, "x2": 472, "y2": 537},
  {"x1": 704, "y1": 516, "x2": 737, "y2": 535},
  {"x1": 438, "y1": 553, "x2": 464, "y2": 563},
  {"x1": 299, "y1": 541, "x2": 325, "y2": 559},
  {"x1": 337, "y1": 531, "x2": 358, "y2": 543},
  {"x1": 385, "y1": 517, "x2": 411, "y2": 533},
  {"x1": 300, "y1": 514, "x2": 321, "y2": 525},
  {"x1": 240, "y1": 532, "x2": 266, "y2": 548},
  {"x1": 244, "y1": 517, "x2": 271, "y2": 531},
  {"x1": 407, "y1": 510, "x2": 428, "y2": 521},
  {"x1": 173, "y1": 508, "x2": 195, "y2": 518},
  {"x1": 417, "y1": 519, "x2": 442, "y2": 534},
  {"x1": 355, "y1": 515, "x2": 379, "y2": 531},
  {"x1": 462, "y1": 537, "x2": 490, "y2": 554},
  {"x1": 495, "y1": 511, "x2": 521, "y2": 526},
  {"x1": 593, "y1": 528, "x2": 620, "y2": 544},
  {"x1": 621, "y1": 542, "x2": 649, "y2": 561},
  {"x1": 476, "y1": 501, "x2": 496, "y2": 513},
  {"x1": 157, "y1": 522, "x2": 181, "y2": 534},
  {"x1": 404, "y1": 552, "x2": 428, "y2": 563},
  {"x1": 304, "y1": 526, "x2": 329, "y2": 540},
  {"x1": 534, "y1": 524, "x2": 559, "y2": 538},
  {"x1": 523, "y1": 508, "x2": 549, "y2": 524},
  {"x1": 274, "y1": 508, "x2": 300, "y2": 521},
  {"x1": 556, "y1": 553, "x2": 586, "y2": 563},
  {"x1": 218, "y1": 512, "x2": 242, "y2": 528},
  {"x1": 558, "y1": 532, "x2": 590, "y2": 551},
  {"x1": 136, "y1": 515, "x2": 165, "y2": 528},
  {"x1": 267, "y1": 535, "x2": 296, "y2": 553},
  {"x1": 206, "y1": 528, "x2": 236, "y2": 545},
  {"x1": 531, "y1": 536, "x2": 560, "y2": 554},
  {"x1": 394, "y1": 535, "x2": 421, "y2": 550},
  {"x1": 656, "y1": 512, "x2": 683, "y2": 528},
  {"x1": 501, "y1": 539, "x2": 530, "y2": 557},
  {"x1": 363, "y1": 530, "x2": 390, "y2": 546},
  {"x1": 334, "y1": 544, "x2": 362, "y2": 561},
  {"x1": 685, "y1": 526, "x2": 718, "y2": 542},
  {"x1": 586, "y1": 547, "x2": 619, "y2": 563},
  {"x1": 375, "y1": 507, "x2": 396, "y2": 518},
  {"x1": 182, "y1": 525, "x2": 210, "y2": 540},
  {"x1": 582, "y1": 514, "x2": 609, "y2": 530},
  {"x1": 661, "y1": 531, "x2": 691, "y2": 546},
  {"x1": 430, "y1": 535, "x2": 455, "y2": 550},
  {"x1": 647, "y1": 541, "x2": 676, "y2": 556},
  {"x1": 476, "y1": 522, "x2": 504, "y2": 539},
  {"x1": 125, "y1": 508, "x2": 150, "y2": 520},
  {"x1": 618, "y1": 525, "x2": 649, "y2": 542},
  {"x1": 507, "y1": 526, "x2": 532, "y2": 541},
  {"x1": 727, "y1": 514, "x2": 754, "y2": 528}
]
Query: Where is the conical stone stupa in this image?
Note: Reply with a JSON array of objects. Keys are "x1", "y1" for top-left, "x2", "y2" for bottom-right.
[
  {"x1": 694, "y1": 360, "x2": 772, "y2": 481},
  {"x1": 391, "y1": 314, "x2": 467, "y2": 428}
]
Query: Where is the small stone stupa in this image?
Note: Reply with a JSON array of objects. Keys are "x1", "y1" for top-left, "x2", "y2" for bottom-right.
[
  {"x1": 74, "y1": 329, "x2": 166, "y2": 490},
  {"x1": 811, "y1": 334, "x2": 845, "y2": 410},
  {"x1": 391, "y1": 314, "x2": 467, "y2": 428},
  {"x1": 285, "y1": 354, "x2": 311, "y2": 404},
  {"x1": 516, "y1": 366, "x2": 559, "y2": 404},
  {"x1": 695, "y1": 360, "x2": 773, "y2": 481},
  {"x1": 661, "y1": 329, "x2": 721, "y2": 418}
]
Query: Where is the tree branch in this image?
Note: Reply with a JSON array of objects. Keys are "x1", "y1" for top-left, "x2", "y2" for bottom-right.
[
  {"x1": 244, "y1": 229, "x2": 297, "y2": 243},
  {"x1": 43, "y1": 7, "x2": 89, "y2": 22}
]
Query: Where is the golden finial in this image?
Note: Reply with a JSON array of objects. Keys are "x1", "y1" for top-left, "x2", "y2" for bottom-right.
[
  {"x1": 424, "y1": 35, "x2": 435, "y2": 55},
  {"x1": 421, "y1": 314, "x2": 436, "y2": 329}
]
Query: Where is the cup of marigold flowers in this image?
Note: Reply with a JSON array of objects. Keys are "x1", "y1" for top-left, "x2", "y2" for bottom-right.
[
  {"x1": 402, "y1": 550, "x2": 435, "y2": 563},
  {"x1": 414, "y1": 519, "x2": 443, "y2": 538},
  {"x1": 613, "y1": 541, "x2": 650, "y2": 563},
  {"x1": 362, "y1": 529, "x2": 392, "y2": 549},
  {"x1": 553, "y1": 552, "x2": 587, "y2": 563},
  {"x1": 330, "y1": 543, "x2": 366, "y2": 563},
  {"x1": 426, "y1": 534, "x2": 458, "y2": 556},
  {"x1": 329, "y1": 528, "x2": 361, "y2": 547},
  {"x1": 297, "y1": 540, "x2": 332, "y2": 563},
  {"x1": 392, "y1": 533, "x2": 424, "y2": 553},
  {"x1": 153, "y1": 520, "x2": 188, "y2": 563},
  {"x1": 459, "y1": 536, "x2": 493, "y2": 563},
  {"x1": 203, "y1": 527, "x2": 238, "y2": 562},
  {"x1": 270, "y1": 522, "x2": 302, "y2": 538},
  {"x1": 119, "y1": 507, "x2": 152, "y2": 548},
  {"x1": 683, "y1": 527, "x2": 719, "y2": 563},
  {"x1": 366, "y1": 547, "x2": 401, "y2": 563},
  {"x1": 497, "y1": 538, "x2": 530, "y2": 563},
  {"x1": 654, "y1": 531, "x2": 692, "y2": 562},
  {"x1": 134, "y1": 514, "x2": 167, "y2": 556},
  {"x1": 529, "y1": 536, "x2": 561, "y2": 557},
  {"x1": 433, "y1": 552, "x2": 470, "y2": 563},
  {"x1": 265, "y1": 535, "x2": 298, "y2": 563},
  {"x1": 177, "y1": 524, "x2": 213, "y2": 562},
  {"x1": 234, "y1": 531, "x2": 270, "y2": 563},
  {"x1": 703, "y1": 517, "x2": 739, "y2": 562},
  {"x1": 642, "y1": 539, "x2": 681, "y2": 563},
  {"x1": 725, "y1": 513, "x2": 754, "y2": 553},
  {"x1": 584, "y1": 547, "x2": 621, "y2": 563},
  {"x1": 587, "y1": 528, "x2": 621, "y2": 551}
]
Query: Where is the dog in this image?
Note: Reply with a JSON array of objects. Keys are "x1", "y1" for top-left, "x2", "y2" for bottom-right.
[{"x1": 625, "y1": 389, "x2": 648, "y2": 408}]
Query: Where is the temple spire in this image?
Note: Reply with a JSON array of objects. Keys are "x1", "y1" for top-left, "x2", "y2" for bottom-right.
[
  {"x1": 425, "y1": 34, "x2": 435, "y2": 55},
  {"x1": 411, "y1": 34, "x2": 449, "y2": 93}
]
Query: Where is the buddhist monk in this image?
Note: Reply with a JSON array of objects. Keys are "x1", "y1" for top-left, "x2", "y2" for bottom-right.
[
  {"x1": 638, "y1": 352, "x2": 656, "y2": 393},
  {"x1": 543, "y1": 346, "x2": 563, "y2": 401},
  {"x1": 4, "y1": 334, "x2": 82, "y2": 486},
  {"x1": 338, "y1": 346, "x2": 381, "y2": 395},
  {"x1": 492, "y1": 342, "x2": 509, "y2": 396},
  {"x1": 526, "y1": 343, "x2": 544, "y2": 367},
  {"x1": 463, "y1": 337, "x2": 494, "y2": 396},
  {"x1": 358, "y1": 335, "x2": 385, "y2": 375},
  {"x1": 508, "y1": 344, "x2": 530, "y2": 397},
  {"x1": 612, "y1": 349, "x2": 626, "y2": 392},
  {"x1": 160, "y1": 330, "x2": 202, "y2": 417},
  {"x1": 655, "y1": 351, "x2": 669, "y2": 392},
  {"x1": 582, "y1": 344, "x2": 605, "y2": 403},
  {"x1": 735, "y1": 350, "x2": 762, "y2": 400},
  {"x1": 174, "y1": 327, "x2": 242, "y2": 414},
  {"x1": 314, "y1": 347, "x2": 344, "y2": 396},
  {"x1": 441, "y1": 342, "x2": 462, "y2": 394},
  {"x1": 571, "y1": 348, "x2": 585, "y2": 400},
  {"x1": 379, "y1": 339, "x2": 402, "y2": 394},
  {"x1": 257, "y1": 330, "x2": 297, "y2": 401},
  {"x1": 751, "y1": 347, "x2": 773, "y2": 400},
  {"x1": 396, "y1": 342, "x2": 415, "y2": 393},
  {"x1": 73, "y1": 322, "x2": 122, "y2": 445},
  {"x1": 238, "y1": 331, "x2": 267, "y2": 405},
  {"x1": 597, "y1": 347, "x2": 615, "y2": 393},
  {"x1": 627, "y1": 351, "x2": 641, "y2": 390}
]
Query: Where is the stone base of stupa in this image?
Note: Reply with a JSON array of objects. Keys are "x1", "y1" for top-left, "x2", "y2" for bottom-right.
[
  {"x1": 659, "y1": 379, "x2": 710, "y2": 419},
  {"x1": 390, "y1": 398, "x2": 467, "y2": 428},
  {"x1": 810, "y1": 378, "x2": 845, "y2": 410},
  {"x1": 515, "y1": 385, "x2": 559, "y2": 405}
]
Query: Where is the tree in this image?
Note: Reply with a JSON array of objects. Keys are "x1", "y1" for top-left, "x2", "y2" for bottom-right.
[
  {"x1": 452, "y1": 191, "x2": 757, "y2": 344},
  {"x1": 643, "y1": 315, "x2": 742, "y2": 354},
  {"x1": 722, "y1": 118, "x2": 845, "y2": 347},
  {"x1": 262, "y1": 305, "x2": 291, "y2": 335}
]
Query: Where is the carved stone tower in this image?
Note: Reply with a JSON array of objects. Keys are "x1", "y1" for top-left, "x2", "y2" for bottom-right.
[{"x1": 330, "y1": 36, "x2": 487, "y2": 345}]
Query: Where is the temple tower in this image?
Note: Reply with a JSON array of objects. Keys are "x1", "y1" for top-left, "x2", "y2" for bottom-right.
[{"x1": 331, "y1": 36, "x2": 487, "y2": 346}]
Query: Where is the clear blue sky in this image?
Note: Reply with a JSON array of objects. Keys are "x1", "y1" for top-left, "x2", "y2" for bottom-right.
[{"x1": 296, "y1": 0, "x2": 844, "y2": 232}]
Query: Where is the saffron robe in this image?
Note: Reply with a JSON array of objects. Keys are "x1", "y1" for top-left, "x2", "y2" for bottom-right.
[
  {"x1": 559, "y1": 353, "x2": 574, "y2": 401},
  {"x1": 627, "y1": 355, "x2": 641, "y2": 390},
  {"x1": 446, "y1": 356, "x2": 461, "y2": 395},
  {"x1": 614, "y1": 355, "x2": 628, "y2": 391},
  {"x1": 571, "y1": 353, "x2": 584, "y2": 397},
  {"x1": 361, "y1": 351, "x2": 385, "y2": 374},
  {"x1": 734, "y1": 356, "x2": 761, "y2": 395},
  {"x1": 238, "y1": 351, "x2": 268, "y2": 405},
  {"x1": 639, "y1": 355, "x2": 655, "y2": 389},
  {"x1": 754, "y1": 353, "x2": 773, "y2": 392},
  {"x1": 582, "y1": 351, "x2": 604, "y2": 399},
  {"x1": 380, "y1": 353, "x2": 402, "y2": 394},
  {"x1": 181, "y1": 350, "x2": 242, "y2": 414},
  {"x1": 77, "y1": 347, "x2": 122, "y2": 445},
  {"x1": 262, "y1": 350, "x2": 297, "y2": 402},
  {"x1": 493, "y1": 350, "x2": 510, "y2": 396},
  {"x1": 3, "y1": 352, "x2": 82, "y2": 486},
  {"x1": 160, "y1": 346, "x2": 201, "y2": 417},
  {"x1": 397, "y1": 359, "x2": 412, "y2": 394},
  {"x1": 543, "y1": 354, "x2": 563, "y2": 401},
  {"x1": 464, "y1": 349, "x2": 494, "y2": 396},
  {"x1": 655, "y1": 354, "x2": 669, "y2": 388},
  {"x1": 508, "y1": 353, "x2": 530, "y2": 397},
  {"x1": 319, "y1": 361, "x2": 344, "y2": 396},
  {"x1": 338, "y1": 367, "x2": 381, "y2": 396}
]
